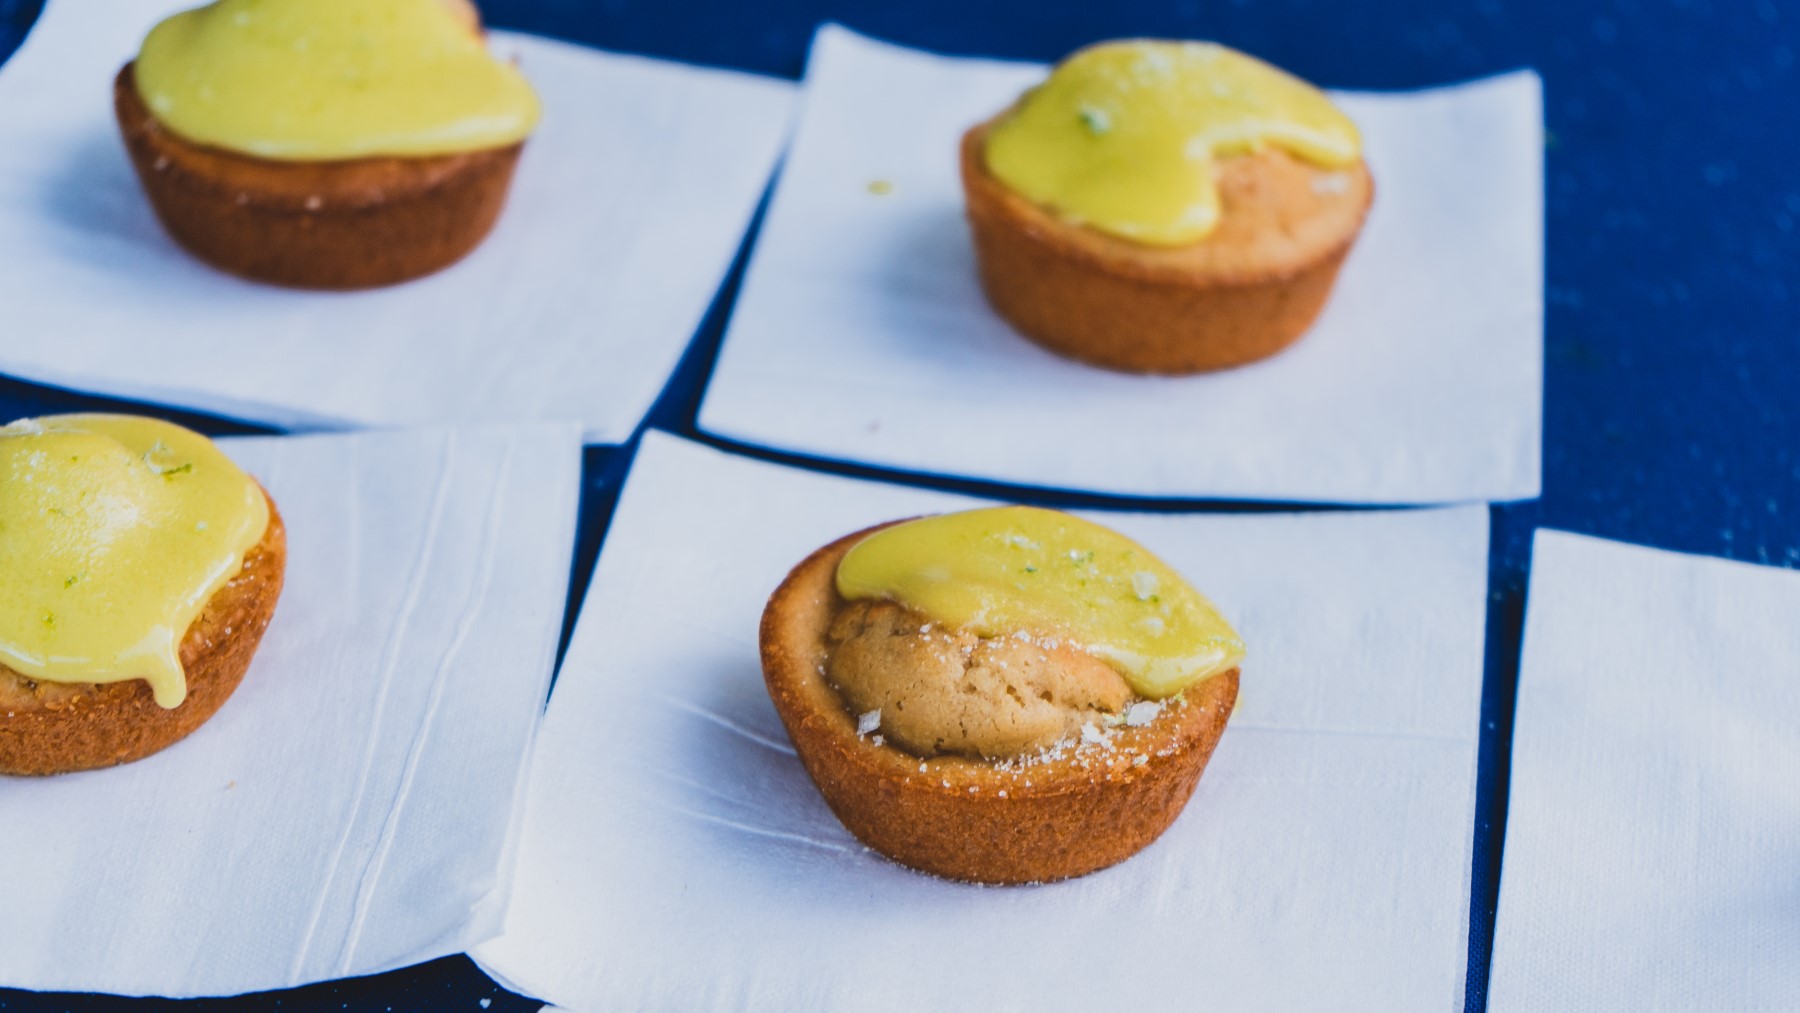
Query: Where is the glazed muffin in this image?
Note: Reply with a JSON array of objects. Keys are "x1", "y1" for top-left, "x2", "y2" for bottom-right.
[
  {"x1": 962, "y1": 41, "x2": 1373, "y2": 373},
  {"x1": 115, "y1": 0, "x2": 540, "y2": 289},
  {"x1": 760, "y1": 506, "x2": 1244, "y2": 884},
  {"x1": 0, "y1": 415, "x2": 285, "y2": 775}
]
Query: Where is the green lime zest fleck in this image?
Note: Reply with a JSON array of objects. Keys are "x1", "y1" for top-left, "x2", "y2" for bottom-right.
[{"x1": 1078, "y1": 103, "x2": 1112, "y2": 135}]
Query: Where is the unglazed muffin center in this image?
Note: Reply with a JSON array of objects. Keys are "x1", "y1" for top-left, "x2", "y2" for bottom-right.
[{"x1": 825, "y1": 600, "x2": 1133, "y2": 760}]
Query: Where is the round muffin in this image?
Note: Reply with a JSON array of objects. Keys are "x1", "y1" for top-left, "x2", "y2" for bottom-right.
[
  {"x1": 961, "y1": 41, "x2": 1374, "y2": 374},
  {"x1": 115, "y1": 66, "x2": 524, "y2": 290},
  {"x1": 113, "y1": 0, "x2": 537, "y2": 289},
  {"x1": 0, "y1": 494, "x2": 285, "y2": 777},
  {"x1": 760, "y1": 522, "x2": 1238, "y2": 884}
]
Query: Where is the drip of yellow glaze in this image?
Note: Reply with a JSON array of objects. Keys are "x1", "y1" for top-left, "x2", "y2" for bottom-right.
[
  {"x1": 836, "y1": 506, "x2": 1245, "y2": 698},
  {"x1": 0, "y1": 415, "x2": 270, "y2": 709},
  {"x1": 983, "y1": 40, "x2": 1360, "y2": 246},
  {"x1": 134, "y1": 0, "x2": 541, "y2": 161}
]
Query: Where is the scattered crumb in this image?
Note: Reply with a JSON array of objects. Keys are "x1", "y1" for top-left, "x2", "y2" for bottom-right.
[
  {"x1": 1124, "y1": 700, "x2": 1162, "y2": 727},
  {"x1": 856, "y1": 709, "x2": 881, "y2": 736}
]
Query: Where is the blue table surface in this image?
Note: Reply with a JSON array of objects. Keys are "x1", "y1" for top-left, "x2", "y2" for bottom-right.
[{"x1": 1, "y1": 0, "x2": 1794, "y2": 1009}]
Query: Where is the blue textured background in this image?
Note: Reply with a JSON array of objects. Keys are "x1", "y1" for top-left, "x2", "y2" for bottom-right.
[{"x1": 1, "y1": 0, "x2": 1794, "y2": 1009}]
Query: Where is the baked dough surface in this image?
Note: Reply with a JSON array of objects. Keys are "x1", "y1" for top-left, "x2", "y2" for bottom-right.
[
  {"x1": 827, "y1": 599, "x2": 1132, "y2": 759},
  {"x1": 761, "y1": 521, "x2": 1237, "y2": 883}
]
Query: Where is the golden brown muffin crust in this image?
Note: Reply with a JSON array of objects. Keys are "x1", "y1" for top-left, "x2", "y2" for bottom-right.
[
  {"x1": 0, "y1": 492, "x2": 287, "y2": 776},
  {"x1": 761, "y1": 521, "x2": 1237, "y2": 884}
]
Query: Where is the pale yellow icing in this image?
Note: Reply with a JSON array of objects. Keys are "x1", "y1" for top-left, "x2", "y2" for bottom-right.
[
  {"x1": 0, "y1": 415, "x2": 269, "y2": 708},
  {"x1": 836, "y1": 506, "x2": 1245, "y2": 698},
  {"x1": 983, "y1": 40, "x2": 1360, "y2": 245},
  {"x1": 134, "y1": 0, "x2": 541, "y2": 160}
]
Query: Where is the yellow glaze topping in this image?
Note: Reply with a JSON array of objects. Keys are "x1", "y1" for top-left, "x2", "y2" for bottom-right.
[
  {"x1": 836, "y1": 506, "x2": 1245, "y2": 699},
  {"x1": 134, "y1": 0, "x2": 541, "y2": 161},
  {"x1": 0, "y1": 415, "x2": 269, "y2": 709},
  {"x1": 983, "y1": 40, "x2": 1360, "y2": 246}
]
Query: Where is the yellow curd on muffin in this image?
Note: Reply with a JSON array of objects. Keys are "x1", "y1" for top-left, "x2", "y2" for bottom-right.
[
  {"x1": 116, "y1": 0, "x2": 541, "y2": 288},
  {"x1": 0, "y1": 415, "x2": 285, "y2": 775},
  {"x1": 963, "y1": 40, "x2": 1373, "y2": 373},
  {"x1": 761, "y1": 505, "x2": 1244, "y2": 883}
]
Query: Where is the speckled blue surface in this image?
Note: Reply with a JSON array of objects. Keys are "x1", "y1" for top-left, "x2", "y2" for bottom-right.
[{"x1": 1, "y1": 0, "x2": 1794, "y2": 1009}]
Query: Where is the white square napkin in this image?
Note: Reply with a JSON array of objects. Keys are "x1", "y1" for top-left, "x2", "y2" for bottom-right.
[
  {"x1": 0, "y1": 0, "x2": 794, "y2": 441},
  {"x1": 699, "y1": 26, "x2": 1543, "y2": 504},
  {"x1": 1486, "y1": 531, "x2": 1800, "y2": 1011},
  {"x1": 474, "y1": 431, "x2": 1490, "y2": 1012},
  {"x1": 0, "y1": 423, "x2": 581, "y2": 997}
]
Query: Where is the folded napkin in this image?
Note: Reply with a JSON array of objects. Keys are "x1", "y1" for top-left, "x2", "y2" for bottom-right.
[
  {"x1": 700, "y1": 26, "x2": 1543, "y2": 504},
  {"x1": 474, "y1": 431, "x2": 1490, "y2": 1012},
  {"x1": 1487, "y1": 532, "x2": 1800, "y2": 1010},
  {"x1": 0, "y1": 0, "x2": 793, "y2": 442},
  {"x1": 0, "y1": 424, "x2": 581, "y2": 997}
]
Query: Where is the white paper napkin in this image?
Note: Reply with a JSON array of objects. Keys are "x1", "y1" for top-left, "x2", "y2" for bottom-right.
[
  {"x1": 699, "y1": 26, "x2": 1542, "y2": 504},
  {"x1": 1486, "y1": 531, "x2": 1800, "y2": 1011},
  {"x1": 473, "y1": 430, "x2": 1490, "y2": 1012},
  {"x1": 0, "y1": 0, "x2": 793, "y2": 442},
  {"x1": 0, "y1": 423, "x2": 581, "y2": 997}
]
